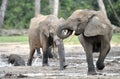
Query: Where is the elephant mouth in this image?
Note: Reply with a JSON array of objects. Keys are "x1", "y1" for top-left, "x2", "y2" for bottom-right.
[
  {"x1": 75, "y1": 31, "x2": 80, "y2": 35},
  {"x1": 59, "y1": 28, "x2": 73, "y2": 39},
  {"x1": 62, "y1": 29, "x2": 71, "y2": 36}
]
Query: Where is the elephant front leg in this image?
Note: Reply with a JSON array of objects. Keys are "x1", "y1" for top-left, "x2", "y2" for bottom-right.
[
  {"x1": 79, "y1": 35, "x2": 96, "y2": 75},
  {"x1": 96, "y1": 42, "x2": 110, "y2": 70},
  {"x1": 27, "y1": 48, "x2": 35, "y2": 66},
  {"x1": 85, "y1": 45, "x2": 97, "y2": 75}
]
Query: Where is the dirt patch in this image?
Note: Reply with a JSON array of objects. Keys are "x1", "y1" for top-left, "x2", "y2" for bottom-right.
[
  {"x1": 0, "y1": 29, "x2": 28, "y2": 36},
  {"x1": 0, "y1": 43, "x2": 120, "y2": 79}
]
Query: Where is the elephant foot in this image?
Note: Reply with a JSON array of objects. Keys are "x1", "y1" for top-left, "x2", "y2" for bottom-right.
[
  {"x1": 42, "y1": 63, "x2": 49, "y2": 67},
  {"x1": 96, "y1": 62, "x2": 105, "y2": 70},
  {"x1": 59, "y1": 65, "x2": 68, "y2": 70},
  {"x1": 48, "y1": 54, "x2": 53, "y2": 58},
  {"x1": 27, "y1": 60, "x2": 32, "y2": 66},
  {"x1": 27, "y1": 63, "x2": 31, "y2": 66},
  {"x1": 88, "y1": 71, "x2": 97, "y2": 75},
  {"x1": 59, "y1": 67, "x2": 64, "y2": 70},
  {"x1": 88, "y1": 71, "x2": 104, "y2": 75},
  {"x1": 64, "y1": 65, "x2": 68, "y2": 69}
]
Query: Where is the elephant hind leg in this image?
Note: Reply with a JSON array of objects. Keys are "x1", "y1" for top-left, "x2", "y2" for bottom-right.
[
  {"x1": 48, "y1": 47, "x2": 53, "y2": 58},
  {"x1": 36, "y1": 48, "x2": 41, "y2": 55},
  {"x1": 42, "y1": 50, "x2": 49, "y2": 66},
  {"x1": 27, "y1": 48, "x2": 35, "y2": 66},
  {"x1": 96, "y1": 42, "x2": 110, "y2": 70},
  {"x1": 42, "y1": 46, "x2": 49, "y2": 66}
]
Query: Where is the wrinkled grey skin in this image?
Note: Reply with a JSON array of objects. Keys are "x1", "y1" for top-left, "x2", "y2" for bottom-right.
[
  {"x1": 8, "y1": 54, "x2": 25, "y2": 66},
  {"x1": 57, "y1": 10, "x2": 113, "y2": 74},
  {"x1": 27, "y1": 14, "x2": 67, "y2": 70}
]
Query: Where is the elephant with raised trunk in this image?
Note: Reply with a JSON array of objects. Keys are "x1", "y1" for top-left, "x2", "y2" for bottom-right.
[
  {"x1": 27, "y1": 14, "x2": 67, "y2": 70},
  {"x1": 57, "y1": 10, "x2": 113, "y2": 75}
]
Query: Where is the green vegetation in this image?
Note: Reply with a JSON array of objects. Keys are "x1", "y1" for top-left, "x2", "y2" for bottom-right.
[
  {"x1": 63, "y1": 36, "x2": 80, "y2": 45},
  {"x1": 111, "y1": 33, "x2": 120, "y2": 44},
  {"x1": 0, "y1": 35, "x2": 28, "y2": 43},
  {"x1": 0, "y1": 0, "x2": 119, "y2": 29},
  {"x1": 0, "y1": 33, "x2": 120, "y2": 45}
]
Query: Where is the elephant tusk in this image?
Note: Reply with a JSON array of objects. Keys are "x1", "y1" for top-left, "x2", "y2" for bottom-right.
[
  {"x1": 72, "y1": 30, "x2": 75, "y2": 36},
  {"x1": 67, "y1": 31, "x2": 75, "y2": 42}
]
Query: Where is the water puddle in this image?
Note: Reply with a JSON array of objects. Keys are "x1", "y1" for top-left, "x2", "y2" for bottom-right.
[
  {"x1": 0, "y1": 62, "x2": 11, "y2": 67},
  {"x1": 0, "y1": 46, "x2": 120, "y2": 78},
  {"x1": 23, "y1": 72, "x2": 87, "y2": 77},
  {"x1": 103, "y1": 72, "x2": 120, "y2": 76}
]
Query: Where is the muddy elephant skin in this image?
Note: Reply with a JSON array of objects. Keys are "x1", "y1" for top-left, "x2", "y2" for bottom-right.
[
  {"x1": 27, "y1": 14, "x2": 66, "y2": 70},
  {"x1": 57, "y1": 9, "x2": 113, "y2": 74}
]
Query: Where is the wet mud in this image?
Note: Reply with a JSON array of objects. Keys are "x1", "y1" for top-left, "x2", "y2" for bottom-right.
[{"x1": 0, "y1": 43, "x2": 120, "y2": 79}]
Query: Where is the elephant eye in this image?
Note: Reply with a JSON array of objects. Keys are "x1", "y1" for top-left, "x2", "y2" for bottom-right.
[
  {"x1": 77, "y1": 18, "x2": 81, "y2": 22},
  {"x1": 77, "y1": 23, "x2": 81, "y2": 27}
]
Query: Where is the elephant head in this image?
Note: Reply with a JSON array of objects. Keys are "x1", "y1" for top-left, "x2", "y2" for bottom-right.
[{"x1": 57, "y1": 10, "x2": 112, "y2": 39}]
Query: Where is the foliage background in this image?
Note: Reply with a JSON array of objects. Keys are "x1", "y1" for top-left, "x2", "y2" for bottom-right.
[{"x1": 0, "y1": 0, "x2": 120, "y2": 29}]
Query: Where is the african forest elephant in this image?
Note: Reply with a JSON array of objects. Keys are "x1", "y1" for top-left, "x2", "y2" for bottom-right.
[
  {"x1": 27, "y1": 14, "x2": 67, "y2": 70},
  {"x1": 57, "y1": 10, "x2": 113, "y2": 74},
  {"x1": 8, "y1": 54, "x2": 25, "y2": 66}
]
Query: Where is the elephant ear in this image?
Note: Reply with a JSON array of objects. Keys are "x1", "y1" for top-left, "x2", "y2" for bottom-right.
[
  {"x1": 39, "y1": 22, "x2": 50, "y2": 38},
  {"x1": 43, "y1": 30, "x2": 49, "y2": 37},
  {"x1": 84, "y1": 16, "x2": 107, "y2": 37}
]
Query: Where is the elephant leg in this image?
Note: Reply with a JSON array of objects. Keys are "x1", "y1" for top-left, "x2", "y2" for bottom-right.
[
  {"x1": 27, "y1": 48, "x2": 35, "y2": 66},
  {"x1": 79, "y1": 35, "x2": 96, "y2": 75},
  {"x1": 42, "y1": 45, "x2": 49, "y2": 66},
  {"x1": 36, "y1": 48, "x2": 41, "y2": 55},
  {"x1": 52, "y1": 44, "x2": 58, "y2": 59},
  {"x1": 85, "y1": 44, "x2": 96, "y2": 75},
  {"x1": 96, "y1": 41, "x2": 110, "y2": 70},
  {"x1": 48, "y1": 47, "x2": 53, "y2": 58}
]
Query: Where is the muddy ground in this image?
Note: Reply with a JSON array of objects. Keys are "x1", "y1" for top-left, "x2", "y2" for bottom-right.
[{"x1": 0, "y1": 43, "x2": 120, "y2": 79}]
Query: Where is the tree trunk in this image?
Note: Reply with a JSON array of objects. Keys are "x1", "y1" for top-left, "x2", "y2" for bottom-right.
[
  {"x1": 97, "y1": 0, "x2": 107, "y2": 17},
  {"x1": 53, "y1": 0, "x2": 59, "y2": 16},
  {"x1": 0, "y1": 0, "x2": 8, "y2": 28},
  {"x1": 49, "y1": 0, "x2": 59, "y2": 16},
  {"x1": 107, "y1": 0, "x2": 120, "y2": 25},
  {"x1": 35, "y1": 0, "x2": 41, "y2": 16}
]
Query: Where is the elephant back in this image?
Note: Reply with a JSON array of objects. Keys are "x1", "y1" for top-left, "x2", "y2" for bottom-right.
[
  {"x1": 46, "y1": 15, "x2": 59, "y2": 26},
  {"x1": 29, "y1": 14, "x2": 47, "y2": 29}
]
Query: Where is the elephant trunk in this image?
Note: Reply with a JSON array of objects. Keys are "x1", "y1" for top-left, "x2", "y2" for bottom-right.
[
  {"x1": 57, "y1": 23, "x2": 73, "y2": 39},
  {"x1": 55, "y1": 39, "x2": 66, "y2": 70}
]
